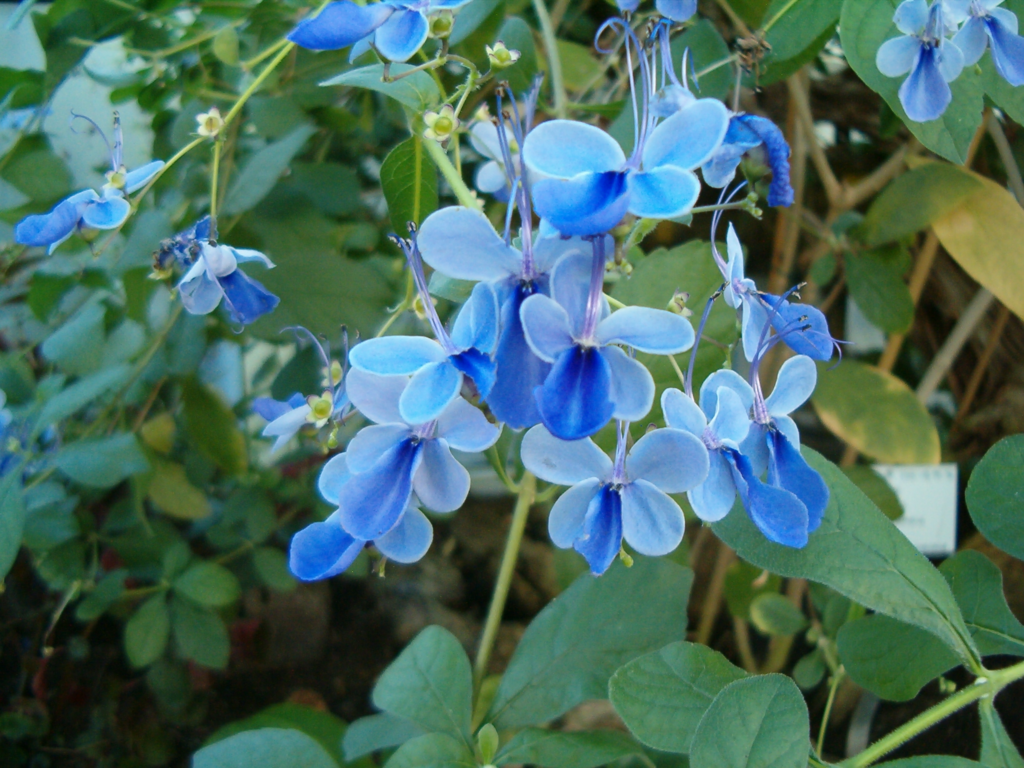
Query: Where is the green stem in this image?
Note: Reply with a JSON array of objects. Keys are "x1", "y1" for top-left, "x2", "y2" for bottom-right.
[
  {"x1": 816, "y1": 668, "x2": 844, "y2": 758},
  {"x1": 210, "y1": 139, "x2": 222, "y2": 220},
  {"x1": 843, "y1": 660, "x2": 1024, "y2": 768},
  {"x1": 474, "y1": 472, "x2": 536, "y2": 687},
  {"x1": 224, "y1": 41, "x2": 294, "y2": 127},
  {"x1": 761, "y1": 0, "x2": 800, "y2": 33},
  {"x1": 532, "y1": 0, "x2": 567, "y2": 118},
  {"x1": 422, "y1": 137, "x2": 482, "y2": 210}
]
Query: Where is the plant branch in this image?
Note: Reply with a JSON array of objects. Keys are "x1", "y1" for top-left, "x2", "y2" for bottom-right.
[
  {"x1": 422, "y1": 137, "x2": 482, "y2": 210},
  {"x1": 533, "y1": 0, "x2": 567, "y2": 118},
  {"x1": 786, "y1": 74, "x2": 841, "y2": 207}
]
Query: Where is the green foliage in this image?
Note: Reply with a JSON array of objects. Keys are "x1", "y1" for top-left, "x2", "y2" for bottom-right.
[
  {"x1": 381, "y1": 136, "x2": 439, "y2": 239},
  {"x1": 966, "y1": 434, "x2": 1024, "y2": 561},
  {"x1": 0, "y1": 471, "x2": 26, "y2": 580},
  {"x1": 222, "y1": 125, "x2": 317, "y2": 216},
  {"x1": 172, "y1": 561, "x2": 241, "y2": 607},
  {"x1": 171, "y1": 595, "x2": 230, "y2": 669},
  {"x1": 495, "y1": 729, "x2": 641, "y2": 768},
  {"x1": 979, "y1": 700, "x2": 1024, "y2": 768},
  {"x1": 940, "y1": 550, "x2": 1024, "y2": 657},
  {"x1": 343, "y1": 714, "x2": 426, "y2": 761},
  {"x1": 182, "y1": 379, "x2": 248, "y2": 476},
  {"x1": 206, "y1": 703, "x2": 350, "y2": 766},
  {"x1": 55, "y1": 433, "x2": 151, "y2": 488},
  {"x1": 845, "y1": 245, "x2": 915, "y2": 334},
  {"x1": 383, "y1": 733, "x2": 476, "y2": 768},
  {"x1": 322, "y1": 65, "x2": 441, "y2": 109},
  {"x1": 192, "y1": 727, "x2": 338, "y2": 768},
  {"x1": 749, "y1": 593, "x2": 808, "y2": 636},
  {"x1": 125, "y1": 595, "x2": 171, "y2": 669}
]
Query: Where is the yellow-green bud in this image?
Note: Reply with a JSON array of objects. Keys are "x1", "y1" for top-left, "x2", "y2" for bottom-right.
[
  {"x1": 486, "y1": 41, "x2": 521, "y2": 69},
  {"x1": 306, "y1": 391, "x2": 334, "y2": 426},
  {"x1": 618, "y1": 548, "x2": 634, "y2": 567},
  {"x1": 423, "y1": 104, "x2": 460, "y2": 143},
  {"x1": 477, "y1": 724, "x2": 499, "y2": 765},
  {"x1": 104, "y1": 167, "x2": 128, "y2": 190},
  {"x1": 429, "y1": 10, "x2": 454, "y2": 38}
]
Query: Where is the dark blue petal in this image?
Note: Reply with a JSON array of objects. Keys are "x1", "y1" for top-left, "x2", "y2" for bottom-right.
[
  {"x1": 193, "y1": 215, "x2": 212, "y2": 241},
  {"x1": 987, "y1": 16, "x2": 1024, "y2": 86},
  {"x1": 287, "y1": 0, "x2": 393, "y2": 50},
  {"x1": 734, "y1": 114, "x2": 794, "y2": 207},
  {"x1": 218, "y1": 269, "x2": 280, "y2": 325},
  {"x1": 489, "y1": 282, "x2": 551, "y2": 428},
  {"x1": 575, "y1": 484, "x2": 623, "y2": 575},
  {"x1": 14, "y1": 190, "x2": 96, "y2": 247},
  {"x1": 899, "y1": 46, "x2": 952, "y2": 122},
  {"x1": 725, "y1": 448, "x2": 809, "y2": 548},
  {"x1": 252, "y1": 395, "x2": 301, "y2": 422},
  {"x1": 338, "y1": 438, "x2": 423, "y2": 540},
  {"x1": 531, "y1": 171, "x2": 630, "y2": 237},
  {"x1": 535, "y1": 345, "x2": 615, "y2": 440},
  {"x1": 767, "y1": 429, "x2": 829, "y2": 532},
  {"x1": 764, "y1": 295, "x2": 838, "y2": 361},
  {"x1": 289, "y1": 517, "x2": 365, "y2": 581},
  {"x1": 450, "y1": 348, "x2": 497, "y2": 400}
]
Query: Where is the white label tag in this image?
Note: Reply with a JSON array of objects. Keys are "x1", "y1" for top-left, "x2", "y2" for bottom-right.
[{"x1": 873, "y1": 464, "x2": 959, "y2": 557}]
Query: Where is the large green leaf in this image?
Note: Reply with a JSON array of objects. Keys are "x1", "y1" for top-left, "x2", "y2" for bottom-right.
[
  {"x1": 689, "y1": 675, "x2": 809, "y2": 768},
  {"x1": 372, "y1": 626, "x2": 473, "y2": 745},
  {"x1": 486, "y1": 558, "x2": 693, "y2": 729},
  {"x1": 877, "y1": 759, "x2": 985, "y2": 768},
  {"x1": 609, "y1": 641, "x2": 747, "y2": 753},
  {"x1": 966, "y1": 435, "x2": 1024, "y2": 560},
  {"x1": 495, "y1": 729, "x2": 641, "y2": 768},
  {"x1": 749, "y1": 593, "x2": 808, "y2": 636},
  {"x1": 205, "y1": 703, "x2": 349, "y2": 767},
  {"x1": 383, "y1": 733, "x2": 476, "y2": 768},
  {"x1": 0, "y1": 471, "x2": 26, "y2": 580},
  {"x1": 980, "y1": 699, "x2": 1024, "y2": 768},
  {"x1": 182, "y1": 379, "x2": 248, "y2": 476},
  {"x1": 811, "y1": 360, "x2": 940, "y2": 464},
  {"x1": 343, "y1": 714, "x2": 425, "y2": 761},
  {"x1": 125, "y1": 595, "x2": 170, "y2": 669},
  {"x1": 55, "y1": 433, "x2": 151, "y2": 488},
  {"x1": 193, "y1": 727, "x2": 337, "y2": 768},
  {"x1": 845, "y1": 245, "x2": 914, "y2": 334},
  {"x1": 381, "y1": 136, "x2": 439, "y2": 239},
  {"x1": 222, "y1": 124, "x2": 317, "y2": 216},
  {"x1": 713, "y1": 449, "x2": 979, "y2": 667},
  {"x1": 170, "y1": 596, "x2": 230, "y2": 669},
  {"x1": 940, "y1": 550, "x2": 1024, "y2": 657},
  {"x1": 322, "y1": 64, "x2": 440, "y2": 109},
  {"x1": 763, "y1": 0, "x2": 841, "y2": 63}
]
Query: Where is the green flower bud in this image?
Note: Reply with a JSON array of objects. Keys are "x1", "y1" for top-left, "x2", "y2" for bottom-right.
[{"x1": 486, "y1": 41, "x2": 521, "y2": 69}]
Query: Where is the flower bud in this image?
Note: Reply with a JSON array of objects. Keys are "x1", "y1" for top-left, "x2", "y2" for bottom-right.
[
  {"x1": 306, "y1": 392, "x2": 334, "y2": 426},
  {"x1": 429, "y1": 10, "x2": 454, "y2": 39},
  {"x1": 196, "y1": 107, "x2": 225, "y2": 138},
  {"x1": 486, "y1": 41, "x2": 521, "y2": 69},
  {"x1": 477, "y1": 724, "x2": 499, "y2": 766},
  {"x1": 423, "y1": 105, "x2": 460, "y2": 143}
]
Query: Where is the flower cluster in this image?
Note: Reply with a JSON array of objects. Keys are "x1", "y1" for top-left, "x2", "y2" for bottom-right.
[{"x1": 877, "y1": 0, "x2": 1024, "y2": 122}]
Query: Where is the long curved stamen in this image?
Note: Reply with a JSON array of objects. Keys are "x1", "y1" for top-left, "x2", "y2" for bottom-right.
[
  {"x1": 112, "y1": 111, "x2": 123, "y2": 171},
  {"x1": 685, "y1": 287, "x2": 724, "y2": 399},
  {"x1": 392, "y1": 231, "x2": 457, "y2": 354},
  {"x1": 494, "y1": 86, "x2": 537, "y2": 279},
  {"x1": 70, "y1": 111, "x2": 117, "y2": 172},
  {"x1": 503, "y1": 176, "x2": 521, "y2": 244},
  {"x1": 282, "y1": 325, "x2": 332, "y2": 374},
  {"x1": 582, "y1": 235, "x2": 607, "y2": 340},
  {"x1": 612, "y1": 419, "x2": 629, "y2": 484},
  {"x1": 709, "y1": 183, "x2": 749, "y2": 277}
]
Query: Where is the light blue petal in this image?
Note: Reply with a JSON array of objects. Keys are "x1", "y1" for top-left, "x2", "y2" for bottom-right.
[
  {"x1": 417, "y1": 206, "x2": 523, "y2": 280},
  {"x1": 450, "y1": 281, "x2": 499, "y2": 353},
  {"x1": 289, "y1": 513, "x2": 365, "y2": 581},
  {"x1": 413, "y1": 438, "x2": 470, "y2": 513},
  {"x1": 345, "y1": 368, "x2": 408, "y2": 425},
  {"x1": 14, "y1": 189, "x2": 97, "y2": 247},
  {"x1": 991, "y1": 7, "x2": 1018, "y2": 34},
  {"x1": 375, "y1": 506, "x2": 433, "y2": 562},
  {"x1": 709, "y1": 387, "x2": 752, "y2": 446},
  {"x1": 621, "y1": 480, "x2": 685, "y2": 556},
  {"x1": 765, "y1": 354, "x2": 816, "y2": 416},
  {"x1": 626, "y1": 428, "x2": 709, "y2": 493},
  {"x1": 435, "y1": 396, "x2": 501, "y2": 451},
  {"x1": 178, "y1": 267, "x2": 224, "y2": 316},
  {"x1": 551, "y1": 250, "x2": 604, "y2": 338},
  {"x1": 349, "y1": 336, "x2": 446, "y2": 375},
  {"x1": 655, "y1": 0, "x2": 697, "y2": 21},
  {"x1": 699, "y1": 369, "x2": 755, "y2": 420},
  {"x1": 375, "y1": 8, "x2": 429, "y2": 61},
  {"x1": 287, "y1": 0, "x2": 394, "y2": 50},
  {"x1": 688, "y1": 450, "x2": 737, "y2": 522},
  {"x1": 318, "y1": 453, "x2": 352, "y2": 505},
  {"x1": 894, "y1": 0, "x2": 929, "y2": 34},
  {"x1": 661, "y1": 388, "x2": 707, "y2": 436},
  {"x1": 262, "y1": 405, "x2": 311, "y2": 454},
  {"x1": 953, "y1": 16, "x2": 988, "y2": 65},
  {"x1": 253, "y1": 396, "x2": 300, "y2": 423},
  {"x1": 617, "y1": 0, "x2": 641, "y2": 10},
  {"x1": 701, "y1": 145, "x2": 744, "y2": 189},
  {"x1": 531, "y1": 171, "x2": 631, "y2": 237},
  {"x1": 398, "y1": 360, "x2": 463, "y2": 425},
  {"x1": 595, "y1": 306, "x2": 695, "y2": 354},
  {"x1": 345, "y1": 424, "x2": 411, "y2": 474},
  {"x1": 549, "y1": 478, "x2": 603, "y2": 549},
  {"x1": 945, "y1": 0, "x2": 973, "y2": 23},
  {"x1": 774, "y1": 414, "x2": 800, "y2": 448},
  {"x1": 627, "y1": 165, "x2": 701, "y2": 219},
  {"x1": 899, "y1": 47, "x2": 952, "y2": 122},
  {"x1": 338, "y1": 439, "x2": 422, "y2": 539},
  {"x1": 987, "y1": 15, "x2": 1024, "y2": 85},
  {"x1": 124, "y1": 160, "x2": 164, "y2": 193},
  {"x1": 469, "y1": 121, "x2": 505, "y2": 160},
  {"x1": 740, "y1": 422, "x2": 770, "y2": 476},
  {"x1": 531, "y1": 234, "x2": 590, "y2": 276},
  {"x1": 876, "y1": 35, "x2": 921, "y2": 76},
  {"x1": 520, "y1": 293, "x2": 575, "y2": 362},
  {"x1": 81, "y1": 195, "x2": 131, "y2": 230},
  {"x1": 521, "y1": 425, "x2": 612, "y2": 485},
  {"x1": 476, "y1": 161, "x2": 509, "y2": 195},
  {"x1": 228, "y1": 247, "x2": 275, "y2": 268},
  {"x1": 937, "y1": 39, "x2": 964, "y2": 81},
  {"x1": 522, "y1": 119, "x2": 625, "y2": 180},
  {"x1": 641, "y1": 99, "x2": 730, "y2": 171},
  {"x1": 727, "y1": 223, "x2": 745, "y2": 286},
  {"x1": 740, "y1": 293, "x2": 770, "y2": 362},
  {"x1": 603, "y1": 346, "x2": 655, "y2": 423}
]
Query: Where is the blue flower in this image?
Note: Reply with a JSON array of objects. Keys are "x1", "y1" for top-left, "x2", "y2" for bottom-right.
[
  {"x1": 522, "y1": 421, "x2": 708, "y2": 575},
  {"x1": 950, "y1": 0, "x2": 1024, "y2": 85},
  {"x1": 287, "y1": 0, "x2": 471, "y2": 62},
  {"x1": 469, "y1": 119, "x2": 518, "y2": 203},
  {"x1": 656, "y1": 0, "x2": 697, "y2": 22},
  {"x1": 15, "y1": 114, "x2": 163, "y2": 253},
  {"x1": 876, "y1": 0, "x2": 964, "y2": 122},
  {"x1": 253, "y1": 393, "x2": 310, "y2": 454},
  {"x1": 702, "y1": 113, "x2": 794, "y2": 207},
  {"x1": 520, "y1": 245, "x2": 694, "y2": 440}
]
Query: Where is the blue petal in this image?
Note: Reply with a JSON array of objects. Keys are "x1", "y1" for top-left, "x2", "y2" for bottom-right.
[
  {"x1": 876, "y1": 35, "x2": 922, "y2": 76},
  {"x1": 520, "y1": 293, "x2": 575, "y2": 362},
  {"x1": 642, "y1": 99, "x2": 730, "y2": 171},
  {"x1": 661, "y1": 388, "x2": 707, "y2": 436},
  {"x1": 899, "y1": 47, "x2": 952, "y2": 122},
  {"x1": 219, "y1": 269, "x2": 280, "y2": 325},
  {"x1": 740, "y1": 421, "x2": 770, "y2": 476},
  {"x1": 953, "y1": 17, "x2": 988, "y2": 66},
  {"x1": 521, "y1": 425, "x2": 612, "y2": 485},
  {"x1": 937, "y1": 39, "x2": 965, "y2": 82},
  {"x1": 345, "y1": 424, "x2": 411, "y2": 473},
  {"x1": 178, "y1": 266, "x2": 224, "y2": 316},
  {"x1": 893, "y1": 0, "x2": 929, "y2": 34},
  {"x1": 374, "y1": 8, "x2": 429, "y2": 62},
  {"x1": 991, "y1": 6, "x2": 1019, "y2": 35},
  {"x1": 765, "y1": 296, "x2": 837, "y2": 361},
  {"x1": 709, "y1": 387, "x2": 752, "y2": 446},
  {"x1": 655, "y1": 0, "x2": 697, "y2": 21},
  {"x1": 338, "y1": 438, "x2": 422, "y2": 540},
  {"x1": 253, "y1": 396, "x2": 296, "y2": 422},
  {"x1": 349, "y1": 336, "x2": 447, "y2": 375},
  {"x1": 688, "y1": 450, "x2": 738, "y2": 522},
  {"x1": 987, "y1": 15, "x2": 1024, "y2": 85},
  {"x1": 81, "y1": 195, "x2": 131, "y2": 230},
  {"x1": 531, "y1": 171, "x2": 631, "y2": 237},
  {"x1": 765, "y1": 354, "x2": 816, "y2": 416},
  {"x1": 627, "y1": 165, "x2": 701, "y2": 219},
  {"x1": 767, "y1": 429, "x2": 829, "y2": 533},
  {"x1": 734, "y1": 115, "x2": 794, "y2": 207},
  {"x1": 488, "y1": 282, "x2": 551, "y2": 428},
  {"x1": 726, "y1": 448, "x2": 809, "y2": 548},
  {"x1": 522, "y1": 120, "x2": 626, "y2": 179},
  {"x1": 345, "y1": 368, "x2": 407, "y2": 425},
  {"x1": 450, "y1": 281, "x2": 499, "y2": 353},
  {"x1": 287, "y1": 0, "x2": 393, "y2": 50},
  {"x1": 617, "y1": 0, "x2": 641, "y2": 10},
  {"x1": 124, "y1": 160, "x2": 165, "y2": 193},
  {"x1": 603, "y1": 346, "x2": 655, "y2": 422},
  {"x1": 774, "y1": 414, "x2": 801, "y2": 448},
  {"x1": 575, "y1": 485, "x2": 623, "y2": 575},
  {"x1": 262, "y1": 404, "x2": 311, "y2": 454},
  {"x1": 595, "y1": 306, "x2": 695, "y2": 354},
  {"x1": 549, "y1": 478, "x2": 603, "y2": 548},
  {"x1": 626, "y1": 428, "x2": 709, "y2": 493},
  {"x1": 229, "y1": 246, "x2": 275, "y2": 268},
  {"x1": 727, "y1": 224, "x2": 746, "y2": 287},
  {"x1": 531, "y1": 233, "x2": 590, "y2": 275},
  {"x1": 621, "y1": 480, "x2": 685, "y2": 556},
  {"x1": 319, "y1": 453, "x2": 352, "y2": 505},
  {"x1": 399, "y1": 360, "x2": 463, "y2": 425},
  {"x1": 536, "y1": 345, "x2": 615, "y2": 440},
  {"x1": 702, "y1": 146, "x2": 744, "y2": 189},
  {"x1": 435, "y1": 396, "x2": 501, "y2": 451},
  {"x1": 699, "y1": 369, "x2": 755, "y2": 421},
  {"x1": 550, "y1": 250, "x2": 605, "y2": 339},
  {"x1": 289, "y1": 513, "x2": 365, "y2": 581},
  {"x1": 450, "y1": 348, "x2": 496, "y2": 400},
  {"x1": 740, "y1": 293, "x2": 770, "y2": 362},
  {"x1": 476, "y1": 161, "x2": 510, "y2": 197},
  {"x1": 413, "y1": 438, "x2": 470, "y2": 513},
  {"x1": 375, "y1": 506, "x2": 433, "y2": 562},
  {"x1": 15, "y1": 189, "x2": 97, "y2": 247},
  {"x1": 417, "y1": 206, "x2": 523, "y2": 280}
]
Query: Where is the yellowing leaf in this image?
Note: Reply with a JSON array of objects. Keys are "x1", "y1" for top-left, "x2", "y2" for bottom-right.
[
  {"x1": 140, "y1": 413, "x2": 176, "y2": 454},
  {"x1": 148, "y1": 461, "x2": 212, "y2": 521}
]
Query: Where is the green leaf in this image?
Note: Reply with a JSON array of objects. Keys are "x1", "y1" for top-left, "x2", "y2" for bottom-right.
[
  {"x1": 980, "y1": 699, "x2": 1024, "y2": 768},
  {"x1": 205, "y1": 703, "x2": 348, "y2": 766},
  {"x1": 182, "y1": 379, "x2": 248, "y2": 476},
  {"x1": 792, "y1": 650, "x2": 826, "y2": 690},
  {"x1": 343, "y1": 714, "x2": 425, "y2": 761},
  {"x1": 55, "y1": 433, "x2": 150, "y2": 488},
  {"x1": 2, "y1": 145, "x2": 73, "y2": 202},
  {"x1": 689, "y1": 675, "x2": 809, "y2": 768},
  {"x1": 147, "y1": 460, "x2": 212, "y2": 521},
  {"x1": 845, "y1": 245, "x2": 915, "y2": 334},
  {"x1": 171, "y1": 596, "x2": 230, "y2": 669},
  {"x1": 76, "y1": 569, "x2": 127, "y2": 621},
  {"x1": 486, "y1": 558, "x2": 694, "y2": 730},
  {"x1": 940, "y1": 550, "x2": 1024, "y2": 658},
  {"x1": 713, "y1": 449, "x2": 979, "y2": 667},
  {"x1": 0, "y1": 471, "x2": 26, "y2": 580},
  {"x1": 193, "y1": 727, "x2": 337, "y2": 768},
  {"x1": 212, "y1": 25, "x2": 239, "y2": 65},
  {"x1": 39, "y1": 364, "x2": 131, "y2": 426},
  {"x1": 253, "y1": 547, "x2": 297, "y2": 592},
  {"x1": 28, "y1": 272, "x2": 75, "y2": 321},
  {"x1": 749, "y1": 593, "x2": 808, "y2": 636},
  {"x1": 724, "y1": 559, "x2": 782, "y2": 619},
  {"x1": 321, "y1": 64, "x2": 440, "y2": 109},
  {"x1": 450, "y1": 0, "x2": 503, "y2": 45},
  {"x1": 221, "y1": 124, "x2": 317, "y2": 216},
  {"x1": 383, "y1": 733, "x2": 476, "y2": 768},
  {"x1": 287, "y1": 162, "x2": 362, "y2": 217},
  {"x1": 173, "y1": 562, "x2": 241, "y2": 608},
  {"x1": 609, "y1": 641, "x2": 747, "y2": 754},
  {"x1": 860, "y1": 163, "x2": 983, "y2": 247},
  {"x1": 125, "y1": 595, "x2": 170, "y2": 669},
  {"x1": 966, "y1": 434, "x2": 1024, "y2": 560},
  {"x1": 763, "y1": 0, "x2": 840, "y2": 63},
  {"x1": 372, "y1": 625, "x2": 473, "y2": 744},
  {"x1": 811, "y1": 360, "x2": 940, "y2": 464},
  {"x1": 674, "y1": 21, "x2": 732, "y2": 100},
  {"x1": 837, "y1": 614, "x2": 958, "y2": 701},
  {"x1": 842, "y1": 465, "x2": 904, "y2": 520},
  {"x1": 556, "y1": 39, "x2": 602, "y2": 92},
  {"x1": 381, "y1": 136, "x2": 438, "y2": 239},
  {"x1": 877, "y1": 760, "x2": 985, "y2": 768},
  {"x1": 41, "y1": 300, "x2": 107, "y2": 376},
  {"x1": 495, "y1": 729, "x2": 641, "y2": 768}
]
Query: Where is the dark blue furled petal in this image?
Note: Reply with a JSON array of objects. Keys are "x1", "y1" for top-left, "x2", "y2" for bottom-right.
[
  {"x1": 987, "y1": 15, "x2": 1024, "y2": 86},
  {"x1": 489, "y1": 282, "x2": 551, "y2": 428},
  {"x1": 289, "y1": 516, "x2": 365, "y2": 581},
  {"x1": 734, "y1": 114, "x2": 794, "y2": 207},
  {"x1": 338, "y1": 438, "x2": 423, "y2": 540},
  {"x1": 535, "y1": 344, "x2": 615, "y2": 440},
  {"x1": 725, "y1": 448, "x2": 809, "y2": 548},
  {"x1": 252, "y1": 395, "x2": 300, "y2": 422},
  {"x1": 287, "y1": 0, "x2": 393, "y2": 50},
  {"x1": 218, "y1": 269, "x2": 280, "y2": 325},
  {"x1": 575, "y1": 484, "x2": 623, "y2": 575},
  {"x1": 450, "y1": 347, "x2": 497, "y2": 400},
  {"x1": 764, "y1": 295, "x2": 838, "y2": 361},
  {"x1": 767, "y1": 429, "x2": 829, "y2": 532},
  {"x1": 531, "y1": 171, "x2": 630, "y2": 237}
]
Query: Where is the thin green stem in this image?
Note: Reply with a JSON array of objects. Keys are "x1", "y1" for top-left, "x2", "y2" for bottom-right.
[
  {"x1": 210, "y1": 139, "x2": 222, "y2": 220},
  {"x1": 532, "y1": 0, "x2": 567, "y2": 118},
  {"x1": 816, "y1": 668, "x2": 844, "y2": 758},
  {"x1": 422, "y1": 137, "x2": 482, "y2": 210},
  {"x1": 474, "y1": 472, "x2": 536, "y2": 688},
  {"x1": 606, "y1": 294, "x2": 626, "y2": 310},
  {"x1": 224, "y1": 42, "x2": 294, "y2": 127},
  {"x1": 761, "y1": 0, "x2": 800, "y2": 33},
  {"x1": 243, "y1": 37, "x2": 289, "y2": 70}
]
